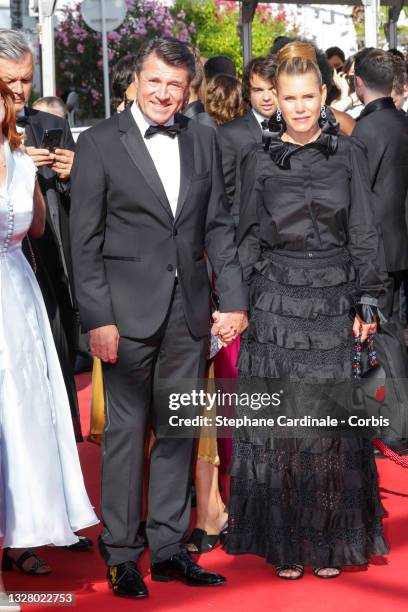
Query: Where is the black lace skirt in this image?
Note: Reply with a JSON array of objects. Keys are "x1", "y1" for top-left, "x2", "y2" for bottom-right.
[{"x1": 226, "y1": 249, "x2": 388, "y2": 566}]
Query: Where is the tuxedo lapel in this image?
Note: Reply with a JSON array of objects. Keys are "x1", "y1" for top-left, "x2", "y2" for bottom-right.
[
  {"x1": 119, "y1": 108, "x2": 174, "y2": 220},
  {"x1": 175, "y1": 116, "x2": 193, "y2": 221},
  {"x1": 25, "y1": 108, "x2": 43, "y2": 148}
]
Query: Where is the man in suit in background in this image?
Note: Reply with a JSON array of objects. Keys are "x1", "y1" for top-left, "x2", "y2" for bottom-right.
[
  {"x1": 70, "y1": 37, "x2": 248, "y2": 599},
  {"x1": 0, "y1": 29, "x2": 91, "y2": 550},
  {"x1": 353, "y1": 47, "x2": 408, "y2": 452},
  {"x1": 217, "y1": 55, "x2": 277, "y2": 226},
  {"x1": 353, "y1": 48, "x2": 408, "y2": 316}
]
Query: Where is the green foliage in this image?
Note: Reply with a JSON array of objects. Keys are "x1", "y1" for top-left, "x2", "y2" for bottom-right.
[
  {"x1": 173, "y1": 1, "x2": 295, "y2": 76},
  {"x1": 355, "y1": 7, "x2": 408, "y2": 50}
]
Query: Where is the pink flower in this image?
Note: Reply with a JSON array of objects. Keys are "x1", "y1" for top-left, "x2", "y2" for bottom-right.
[
  {"x1": 77, "y1": 43, "x2": 84, "y2": 53},
  {"x1": 108, "y1": 31, "x2": 121, "y2": 42}
]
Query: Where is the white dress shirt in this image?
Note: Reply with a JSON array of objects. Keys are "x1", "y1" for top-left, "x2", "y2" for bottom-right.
[
  {"x1": 131, "y1": 102, "x2": 180, "y2": 218},
  {"x1": 16, "y1": 109, "x2": 26, "y2": 135}
]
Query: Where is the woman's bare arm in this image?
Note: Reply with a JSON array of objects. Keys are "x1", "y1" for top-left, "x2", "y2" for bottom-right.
[
  {"x1": 331, "y1": 108, "x2": 356, "y2": 136},
  {"x1": 29, "y1": 179, "x2": 46, "y2": 238}
]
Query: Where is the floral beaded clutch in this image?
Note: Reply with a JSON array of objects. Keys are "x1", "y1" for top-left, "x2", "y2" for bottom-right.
[{"x1": 353, "y1": 333, "x2": 385, "y2": 380}]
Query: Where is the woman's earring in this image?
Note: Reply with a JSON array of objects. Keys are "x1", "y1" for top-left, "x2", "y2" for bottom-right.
[
  {"x1": 320, "y1": 105, "x2": 327, "y2": 120},
  {"x1": 276, "y1": 109, "x2": 282, "y2": 123}
]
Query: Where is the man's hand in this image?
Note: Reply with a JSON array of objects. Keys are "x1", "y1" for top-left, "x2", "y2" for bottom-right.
[
  {"x1": 51, "y1": 148, "x2": 74, "y2": 181},
  {"x1": 89, "y1": 325, "x2": 120, "y2": 363},
  {"x1": 25, "y1": 146, "x2": 55, "y2": 168},
  {"x1": 211, "y1": 310, "x2": 248, "y2": 346}
]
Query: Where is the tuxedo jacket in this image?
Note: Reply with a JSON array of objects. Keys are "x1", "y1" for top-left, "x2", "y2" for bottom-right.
[
  {"x1": 217, "y1": 110, "x2": 262, "y2": 227},
  {"x1": 183, "y1": 100, "x2": 215, "y2": 130},
  {"x1": 70, "y1": 107, "x2": 247, "y2": 339},
  {"x1": 352, "y1": 97, "x2": 408, "y2": 272},
  {"x1": 21, "y1": 108, "x2": 80, "y2": 434},
  {"x1": 23, "y1": 107, "x2": 76, "y2": 291}
]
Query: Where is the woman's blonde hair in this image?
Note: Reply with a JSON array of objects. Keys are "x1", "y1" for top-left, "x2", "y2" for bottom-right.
[
  {"x1": 276, "y1": 41, "x2": 322, "y2": 87},
  {"x1": 205, "y1": 74, "x2": 247, "y2": 126}
]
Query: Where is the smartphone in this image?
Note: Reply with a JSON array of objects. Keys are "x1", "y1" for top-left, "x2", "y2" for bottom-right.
[{"x1": 40, "y1": 128, "x2": 64, "y2": 152}]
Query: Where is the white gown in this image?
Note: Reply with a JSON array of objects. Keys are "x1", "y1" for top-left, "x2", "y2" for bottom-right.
[{"x1": 0, "y1": 141, "x2": 98, "y2": 547}]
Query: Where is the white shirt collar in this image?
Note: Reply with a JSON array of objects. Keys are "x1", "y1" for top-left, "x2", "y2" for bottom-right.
[
  {"x1": 131, "y1": 102, "x2": 175, "y2": 136},
  {"x1": 252, "y1": 108, "x2": 269, "y2": 126}
]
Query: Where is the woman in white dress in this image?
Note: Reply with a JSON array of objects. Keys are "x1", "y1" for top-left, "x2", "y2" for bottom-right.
[{"x1": 0, "y1": 81, "x2": 98, "y2": 576}]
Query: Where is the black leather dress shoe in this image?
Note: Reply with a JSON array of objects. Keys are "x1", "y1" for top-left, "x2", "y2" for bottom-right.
[
  {"x1": 64, "y1": 535, "x2": 93, "y2": 551},
  {"x1": 107, "y1": 561, "x2": 148, "y2": 599},
  {"x1": 151, "y1": 550, "x2": 226, "y2": 586}
]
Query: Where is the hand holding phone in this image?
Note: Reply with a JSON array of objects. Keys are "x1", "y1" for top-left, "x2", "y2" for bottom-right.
[
  {"x1": 41, "y1": 128, "x2": 64, "y2": 152},
  {"x1": 25, "y1": 146, "x2": 55, "y2": 168}
]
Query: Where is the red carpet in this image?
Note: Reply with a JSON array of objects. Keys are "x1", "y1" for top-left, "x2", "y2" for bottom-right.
[{"x1": 5, "y1": 372, "x2": 408, "y2": 611}]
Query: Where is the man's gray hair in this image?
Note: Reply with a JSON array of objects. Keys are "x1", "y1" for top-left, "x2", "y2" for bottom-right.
[
  {"x1": 33, "y1": 96, "x2": 67, "y2": 118},
  {"x1": 0, "y1": 29, "x2": 34, "y2": 61}
]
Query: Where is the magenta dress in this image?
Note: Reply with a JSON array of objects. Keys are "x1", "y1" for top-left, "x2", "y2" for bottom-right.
[{"x1": 214, "y1": 338, "x2": 240, "y2": 472}]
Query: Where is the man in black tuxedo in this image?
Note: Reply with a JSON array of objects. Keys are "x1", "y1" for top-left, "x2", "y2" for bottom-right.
[
  {"x1": 217, "y1": 55, "x2": 277, "y2": 226},
  {"x1": 353, "y1": 48, "x2": 408, "y2": 451},
  {"x1": 353, "y1": 49, "x2": 408, "y2": 314},
  {"x1": 70, "y1": 38, "x2": 248, "y2": 599}
]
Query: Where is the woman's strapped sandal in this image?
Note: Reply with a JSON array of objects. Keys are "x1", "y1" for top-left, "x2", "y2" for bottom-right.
[
  {"x1": 275, "y1": 564, "x2": 304, "y2": 580},
  {"x1": 313, "y1": 567, "x2": 341, "y2": 579},
  {"x1": 1, "y1": 548, "x2": 51, "y2": 576},
  {"x1": 185, "y1": 528, "x2": 221, "y2": 554}
]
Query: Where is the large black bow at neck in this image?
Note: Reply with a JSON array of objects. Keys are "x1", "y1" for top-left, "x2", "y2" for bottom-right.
[
  {"x1": 144, "y1": 123, "x2": 181, "y2": 139},
  {"x1": 263, "y1": 106, "x2": 339, "y2": 170}
]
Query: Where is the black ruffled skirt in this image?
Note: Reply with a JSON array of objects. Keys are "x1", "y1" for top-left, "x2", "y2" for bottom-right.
[{"x1": 226, "y1": 249, "x2": 388, "y2": 566}]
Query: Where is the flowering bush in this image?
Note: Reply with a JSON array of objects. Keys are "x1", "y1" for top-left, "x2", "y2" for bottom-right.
[
  {"x1": 55, "y1": 0, "x2": 293, "y2": 119},
  {"x1": 175, "y1": 1, "x2": 295, "y2": 75},
  {"x1": 56, "y1": 0, "x2": 194, "y2": 118}
]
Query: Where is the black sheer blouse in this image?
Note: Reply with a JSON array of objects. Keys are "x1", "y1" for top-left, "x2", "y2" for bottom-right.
[{"x1": 237, "y1": 132, "x2": 386, "y2": 306}]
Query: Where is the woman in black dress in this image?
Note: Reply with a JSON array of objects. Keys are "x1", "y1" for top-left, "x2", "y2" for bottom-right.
[{"x1": 226, "y1": 42, "x2": 388, "y2": 579}]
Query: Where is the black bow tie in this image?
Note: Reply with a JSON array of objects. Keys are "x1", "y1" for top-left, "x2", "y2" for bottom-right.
[
  {"x1": 144, "y1": 123, "x2": 181, "y2": 139},
  {"x1": 16, "y1": 115, "x2": 28, "y2": 128},
  {"x1": 261, "y1": 119, "x2": 270, "y2": 130}
]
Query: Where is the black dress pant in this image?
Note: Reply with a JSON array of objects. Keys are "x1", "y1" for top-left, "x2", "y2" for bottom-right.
[{"x1": 99, "y1": 282, "x2": 208, "y2": 565}]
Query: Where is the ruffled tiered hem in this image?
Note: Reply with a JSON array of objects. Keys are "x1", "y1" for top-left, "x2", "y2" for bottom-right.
[
  {"x1": 226, "y1": 526, "x2": 388, "y2": 567},
  {"x1": 226, "y1": 439, "x2": 388, "y2": 566}
]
